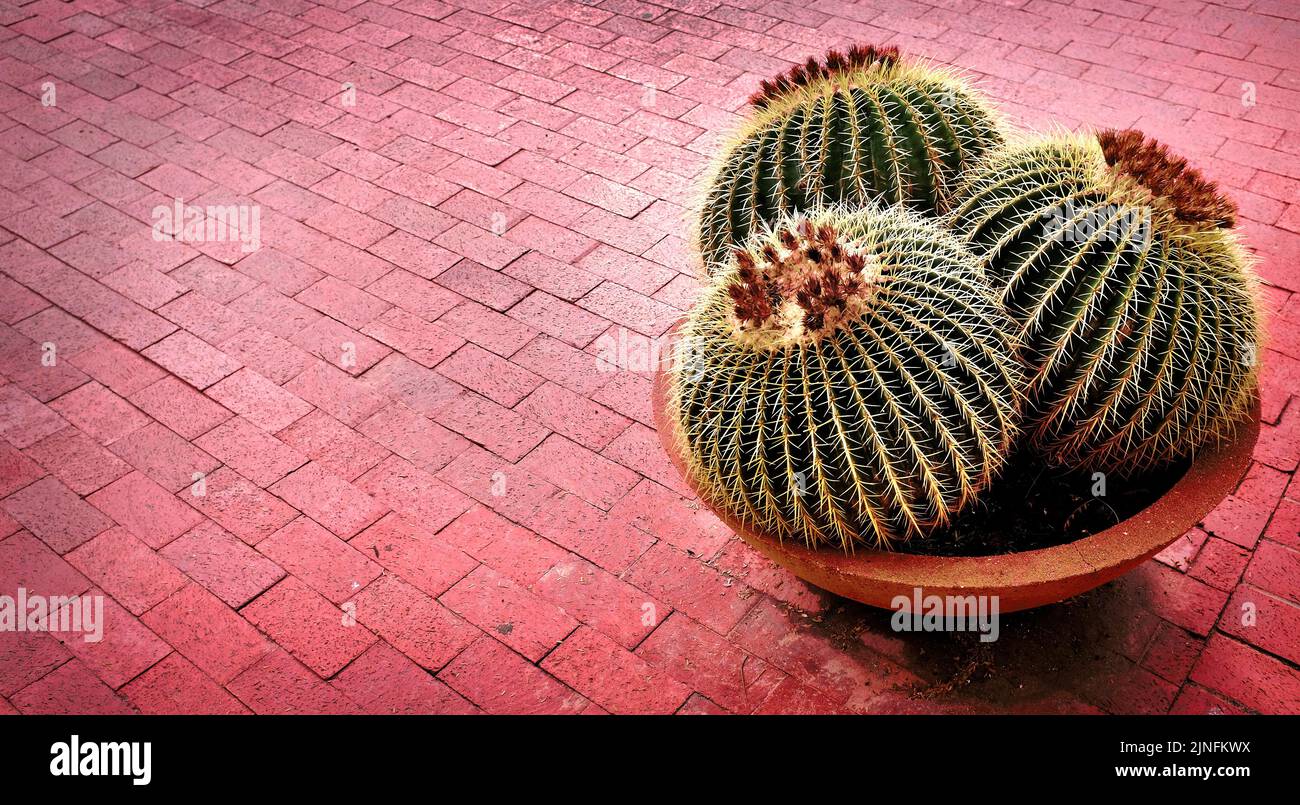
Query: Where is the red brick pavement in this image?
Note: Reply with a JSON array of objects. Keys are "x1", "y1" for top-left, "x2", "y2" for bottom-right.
[{"x1": 0, "y1": 0, "x2": 1298, "y2": 715}]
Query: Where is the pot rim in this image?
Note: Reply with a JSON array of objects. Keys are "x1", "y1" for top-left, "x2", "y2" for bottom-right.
[{"x1": 652, "y1": 318, "x2": 1260, "y2": 607}]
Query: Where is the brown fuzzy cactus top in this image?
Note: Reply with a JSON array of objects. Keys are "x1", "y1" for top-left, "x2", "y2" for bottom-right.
[
  {"x1": 749, "y1": 44, "x2": 901, "y2": 109},
  {"x1": 727, "y1": 217, "x2": 881, "y2": 344},
  {"x1": 1098, "y1": 129, "x2": 1237, "y2": 228}
]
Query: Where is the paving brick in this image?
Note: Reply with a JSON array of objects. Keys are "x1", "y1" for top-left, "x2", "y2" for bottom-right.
[
  {"x1": 296, "y1": 275, "x2": 390, "y2": 328},
  {"x1": 708, "y1": 537, "x2": 829, "y2": 615},
  {"x1": 441, "y1": 564, "x2": 578, "y2": 660},
  {"x1": 750, "y1": 675, "x2": 847, "y2": 715},
  {"x1": 290, "y1": 315, "x2": 392, "y2": 376},
  {"x1": 434, "y1": 258, "x2": 532, "y2": 311},
  {"x1": 1243, "y1": 539, "x2": 1300, "y2": 603},
  {"x1": 242, "y1": 576, "x2": 377, "y2": 677},
  {"x1": 1118, "y1": 562, "x2": 1231, "y2": 637},
  {"x1": 353, "y1": 574, "x2": 480, "y2": 671},
  {"x1": 355, "y1": 455, "x2": 475, "y2": 534},
  {"x1": 439, "y1": 636, "x2": 593, "y2": 714},
  {"x1": 270, "y1": 461, "x2": 387, "y2": 538},
  {"x1": 129, "y1": 376, "x2": 232, "y2": 439},
  {"x1": 49, "y1": 381, "x2": 151, "y2": 445},
  {"x1": 120, "y1": 653, "x2": 249, "y2": 714},
  {"x1": 65, "y1": 527, "x2": 188, "y2": 615},
  {"x1": 10, "y1": 659, "x2": 135, "y2": 715},
  {"x1": 258, "y1": 516, "x2": 382, "y2": 603},
  {"x1": 4, "y1": 476, "x2": 114, "y2": 554},
  {"x1": 54, "y1": 590, "x2": 171, "y2": 689},
  {"x1": 65, "y1": 339, "x2": 167, "y2": 397},
  {"x1": 284, "y1": 360, "x2": 388, "y2": 426},
  {"x1": 227, "y1": 650, "x2": 362, "y2": 714},
  {"x1": 0, "y1": 385, "x2": 67, "y2": 449},
  {"x1": 88, "y1": 471, "x2": 204, "y2": 550},
  {"x1": 526, "y1": 491, "x2": 654, "y2": 573},
  {"x1": 220, "y1": 327, "x2": 315, "y2": 386},
  {"x1": 453, "y1": 507, "x2": 568, "y2": 585},
  {"x1": 141, "y1": 583, "x2": 271, "y2": 684},
  {"x1": 205, "y1": 368, "x2": 314, "y2": 433},
  {"x1": 358, "y1": 402, "x2": 469, "y2": 472},
  {"x1": 508, "y1": 290, "x2": 611, "y2": 348},
  {"x1": 611, "y1": 478, "x2": 732, "y2": 559},
  {"x1": 515, "y1": 381, "x2": 630, "y2": 450},
  {"x1": 0, "y1": 627, "x2": 71, "y2": 700},
  {"x1": 22, "y1": 427, "x2": 130, "y2": 496},
  {"x1": 436, "y1": 300, "x2": 538, "y2": 358},
  {"x1": 196, "y1": 417, "x2": 306, "y2": 487},
  {"x1": 108, "y1": 421, "x2": 220, "y2": 493},
  {"x1": 276, "y1": 409, "x2": 390, "y2": 480},
  {"x1": 437, "y1": 343, "x2": 542, "y2": 406},
  {"x1": 184, "y1": 467, "x2": 297, "y2": 545},
  {"x1": 0, "y1": 531, "x2": 92, "y2": 605},
  {"x1": 541, "y1": 626, "x2": 690, "y2": 714},
  {"x1": 1202, "y1": 493, "x2": 1273, "y2": 547},
  {"x1": 533, "y1": 554, "x2": 666, "y2": 649},
  {"x1": 350, "y1": 512, "x2": 477, "y2": 598},
  {"x1": 1190, "y1": 633, "x2": 1300, "y2": 713},
  {"x1": 729, "y1": 597, "x2": 923, "y2": 712},
  {"x1": 1188, "y1": 536, "x2": 1252, "y2": 591},
  {"x1": 519, "y1": 434, "x2": 639, "y2": 510},
  {"x1": 1219, "y1": 584, "x2": 1300, "y2": 666},
  {"x1": 511, "y1": 334, "x2": 614, "y2": 397},
  {"x1": 142, "y1": 331, "x2": 241, "y2": 389},
  {"x1": 333, "y1": 641, "x2": 479, "y2": 714},
  {"x1": 637, "y1": 614, "x2": 784, "y2": 713},
  {"x1": 624, "y1": 542, "x2": 759, "y2": 635},
  {"x1": 361, "y1": 307, "x2": 465, "y2": 368},
  {"x1": 159, "y1": 520, "x2": 285, "y2": 608},
  {"x1": 1169, "y1": 683, "x2": 1250, "y2": 715}
]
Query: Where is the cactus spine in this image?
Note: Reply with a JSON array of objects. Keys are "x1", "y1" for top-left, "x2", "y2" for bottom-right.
[
  {"x1": 696, "y1": 45, "x2": 1005, "y2": 271},
  {"x1": 946, "y1": 129, "x2": 1262, "y2": 473},
  {"x1": 670, "y1": 207, "x2": 1021, "y2": 550}
]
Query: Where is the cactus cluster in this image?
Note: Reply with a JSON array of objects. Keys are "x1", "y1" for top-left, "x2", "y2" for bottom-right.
[
  {"x1": 946, "y1": 130, "x2": 1261, "y2": 473},
  {"x1": 671, "y1": 207, "x2": 1020, "y2": 549},
  {"x1": 697, "y1": 45, "x2": 1004, "y2": 270},
  {"x1": 674, "y1": 43, "x2": 1262, "y2": 552}
]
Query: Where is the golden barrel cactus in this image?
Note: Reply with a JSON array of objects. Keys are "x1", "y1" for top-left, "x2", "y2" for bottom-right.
[
  {"x1": 669, "y1": 206, "x2": 1021, "y2": 550},
  {"x1": 946, "y1": 129, "x2": 1262, "y2": 473},
  {"x1": 696, "y1": 44, "x2": 1005, "y2": 271}
]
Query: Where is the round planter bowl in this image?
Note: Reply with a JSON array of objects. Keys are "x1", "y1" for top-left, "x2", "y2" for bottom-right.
[{"x1": 652, "y1": 323, "x2": 1261, "y2": 613}]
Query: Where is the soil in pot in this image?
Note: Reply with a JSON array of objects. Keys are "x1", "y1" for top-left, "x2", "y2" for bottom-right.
[{"x1": 901, "y1": 452, "x2": 1191, "y2": 557}]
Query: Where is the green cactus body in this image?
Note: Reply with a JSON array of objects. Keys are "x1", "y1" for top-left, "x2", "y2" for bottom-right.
[
  {"x1": 696, "y1": 45, "x2": 1004, "y2": 272},
  {"x1": 947, "y1": 129, "x2": 1262, "y2": 473},
  {"x1": 670, "y1": 207, "x2": 1021, "y2": 550}
]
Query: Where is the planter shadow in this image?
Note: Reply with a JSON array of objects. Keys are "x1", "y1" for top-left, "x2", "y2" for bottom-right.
[{"x1": 652, "y1": 321, "x2": 1260, "y2": 613}]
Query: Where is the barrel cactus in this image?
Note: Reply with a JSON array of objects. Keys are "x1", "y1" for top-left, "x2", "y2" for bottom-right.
[
  {"x1": 696, "y1": 44, "x2": 1005, "y2": 271},
  {"x1": 669, "y1": 206, "x2": 1021, "y2": 550},
  {"x1": 946, "y1": 129, "x2": 1262, "y2": 474}
]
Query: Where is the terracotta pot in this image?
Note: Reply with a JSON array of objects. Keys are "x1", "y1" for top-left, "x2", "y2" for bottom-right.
[{"x1": 652, "y1": 321, "x2": 1261, "y2": 613}]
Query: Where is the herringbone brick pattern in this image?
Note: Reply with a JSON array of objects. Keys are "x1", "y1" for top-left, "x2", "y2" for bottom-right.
[{"x1": 0, "y1": 0, "x2": 1297, "y2": 715}]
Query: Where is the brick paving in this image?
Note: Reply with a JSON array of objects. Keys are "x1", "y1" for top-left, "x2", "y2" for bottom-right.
[{"x1": 0, "y1": 0, "x2": 1297, "y2": 715}]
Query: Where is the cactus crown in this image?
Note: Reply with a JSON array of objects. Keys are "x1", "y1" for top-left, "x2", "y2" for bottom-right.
[
  {"x1": 727, "y1": 216, "x2": 885, "y2": 348},
  {"x1": 696, "y1": 44, "x2": 1005, "y2": 272},
  {"x1": 1097, "y1": 128, "x2": 1237, "y2": 228},
  {"x1": 946, "y1": 130, "x2": 1261, "y2": 473},
  {"x1": 750, "y1": 45, "x2": 901, "y2": 109},
  {"x1": 672, "y1": 206, "x2": 1021, "y2": 550}
]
